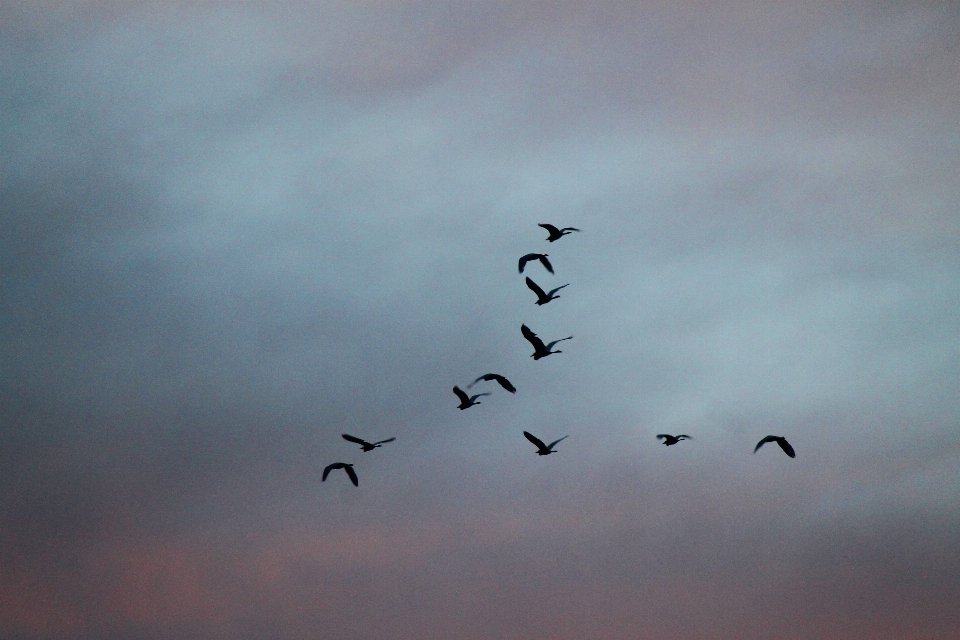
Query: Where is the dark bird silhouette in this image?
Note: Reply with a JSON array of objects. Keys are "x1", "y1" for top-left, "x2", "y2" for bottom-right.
[
  {"x1": 322, "y1": 462, "x2": 359, "y2": 486},
  {"x1": 518, "y1": 253, "x2": 554, "y2": 274},
  {"x1": 453, "y1": 385, "x2": 491, "y2": 409},
  {"x1": 525, "y1": 277, "x2": 569, "y2": 305},
  {"x1": 656, "y1": 434, "x2": 692, "y2": 446},
  {"x1": 753, "y1": 435, "x2": 796, "y2": 458},
  {"x1": 523, "y1": 431, "x2": 569, "y2": 455},
  {"x1": 539, "y1": 223, "x2": 580, "y2": 242},
  {"x1": 341, "y1": 433, "x2": 396, "y2": 452},
  {"x1": 521, "y1": 324, "x2": 572, "y2": 360},
  {"x1": 468, "y1": 373, "x2": 517, "y2": 394}
]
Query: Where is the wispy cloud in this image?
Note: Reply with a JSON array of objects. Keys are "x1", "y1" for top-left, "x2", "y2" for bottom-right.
[{"x1": 2, "y1": 1, "x2": 958, "y2": 638}]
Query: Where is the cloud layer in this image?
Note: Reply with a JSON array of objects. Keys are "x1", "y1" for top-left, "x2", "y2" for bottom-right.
[{"x1": 2, "y1": 2, "x2": 959, "y2": 638}]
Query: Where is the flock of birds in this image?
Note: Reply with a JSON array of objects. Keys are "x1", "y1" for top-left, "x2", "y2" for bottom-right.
[{"x1": 322, "y1": 223, "x2": 794, "y2": 487}]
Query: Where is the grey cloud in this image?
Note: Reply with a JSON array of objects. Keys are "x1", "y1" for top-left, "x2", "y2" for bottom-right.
[{"x1": 1, "y1": 1, "x2": 959, "y2": 638}]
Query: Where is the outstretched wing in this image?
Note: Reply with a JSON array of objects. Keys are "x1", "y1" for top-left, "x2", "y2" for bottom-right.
[
  {"x1": 453, "y1": 386, "x2": 470, "y2": 403},
  {"x1": 539, "y1": 223, "x2": 560, "y2": 236},
  {"x1": 525, "y1": 277, "x2": 547, "y2": 299},
  {"x1": 341, "y1": 434, "x2": 370, "y2": 447},
  {"x1": 523, "y1": 431, "x2": 547, "y2": 451},
  {"x1": 561, "y1": 227, "x2": 581, "y2": 233},
  {"x1": 518, "y1": 254, "x2": 533, "y2": 273},
  {"x1": 676, "y1": 435, "x2": 692, "y2": 440},
  {"x1": 776, "y1": 437, "x2": 796, "y2": 458},
  {"x1": 489, "y1": 374, "x2": 516, "y2": 393},
  {"x1": 343, "y1": 465, "x2": 359, "y2": 487},
  {"x1": 547, "y1": 435, "x2": 569, "y2": 450},
  {"x1": 538, "y1": 255, "x2": 554, "y2": 274},
  {"x1": 322, "y1": 462, "x2": 344, "y2": 482},
  {"x1": 656, "y1": 434, "x2": 671, "y2": 441},
  {"x1": 470, "y1": 373, "x2": 517, "y2": 393},
  {"x1": 469, "y1": 392, "x2": 492, "y2": 402},
  {"x1": 521, "y1": 324, "x2": 546, "y2": 351},
  {"x1": 372, "y1": 437, "x2": 396, "y2": 446},
  {"x1": 545, "y1": 336, "x2": 573, "y2": 350},
  {"x1": 753, "y1": 435, "x2": 778, "y2": 453},
  {"x1": 547, "y1": 283, "x2": 570, "y2": 297}
]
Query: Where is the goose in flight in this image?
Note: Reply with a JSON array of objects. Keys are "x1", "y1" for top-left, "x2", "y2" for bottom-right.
[
  {"x1": 518, "y1": 253, "x2": 554, "y2": 274},
  {"x1": 521, "y1": 324, "x2": 572, "y2": 360},
  {"x1": 523, "y1": 431, "x2": 569, "y2": 455},
  {"x1": 322, "y1": 462, "x2": 359, "y2": 486},
  {"x1": 525, "y1": 277, "x2": 569, "y2": 305},
  {"x1": 467, "y1": 373, "x2": 517, "y2": 394},
  {"x1": 539, "y1": 223, "x2": 580, "y2": 242},
  {"x1": 753, "y1": 435, "x2": 796, "y2": 458},
  {"x1": 656, "y1": 434, "x2": 692, "y2": 446},
  {"x1": 453, "y1": 385, "x2": 491, "y2": 410},
  {"x1": 341, "y1": 433, "x2": 396, "y2": 452}
]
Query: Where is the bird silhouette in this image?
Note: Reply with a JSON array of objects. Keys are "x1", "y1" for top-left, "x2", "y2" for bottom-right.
[
  {"x1": 525, "y1": 277, "x2": 569, "y2": 305},
  {"x1": 521, "y1": 324, "x2": 572, "y2": 360},
  {"x1": 523, "y1": 431, "x2": 569, "y2": 455},
  {"x1": 341, "y1": 433, "x2": 396, "y2": 452},
  {"x1": 322, "y1": 462, "x2": 359, "y2": 486},
  {"x1": 656, "y1": 434, "x2": 692, "y2": 446},
  {"x1": 467, "y1": 373, "x2": 517, "y2": 394},
  {"x1": 539, "y1": 223, "x2": 580, "y2": 242},
  {"x1": 753, "y1": 435, "x2": 796, "y2": 458},
  {"x1": 518, "y1": 253, "x2": 554, "y2": 274},
  {"x1": 453, "y1": 385, "x2": 491, "y2": 409}
]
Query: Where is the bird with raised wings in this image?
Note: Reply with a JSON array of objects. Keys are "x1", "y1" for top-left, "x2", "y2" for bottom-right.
[
  {"x1": 518, "y1": 253, "x2": 554, "y2": 274},
  {"x1": 538, "y1": 223, "x2": 580, "y2": 242},
  {"x1": 523, "y1": 431, "x2": 569, "y2": 455},
  {"x1": 467, "y1": 373, "x2": 517, "y2": 394},
  {"x1": 341, "y1": 433, "x2": 396, "y2": 452},
  {"x1": 656, "y1": 434, "x2": 692, "y2": 446},
  {"x1": 322, "y1": 462, "x2": 359, "y2": 486},
  {"x1": 753, "y1": 435, "x2": 796, "y2": 458},
  {"x1": 525, "y1": 277, "x2": 569, "y2": 305},
  {"x1": 453, "y1": 385, "x2": 491, "y2": 410},
  {"x1": 521, "y1": 324, "x2": 572, "y2": 360}
]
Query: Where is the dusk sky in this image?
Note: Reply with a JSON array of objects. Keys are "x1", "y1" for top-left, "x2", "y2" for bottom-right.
[{"x1": 2, "y1": 2, "x2": 959, "y2": 638}]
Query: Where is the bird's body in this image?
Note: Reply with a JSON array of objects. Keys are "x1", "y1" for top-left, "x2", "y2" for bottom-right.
[
  {"x1": 518, "y1": 253, "x2": 554, "y2": 274},
  {"x1": 342, "y1": 433, "x2": 396, "y2": 452},
  {"x1": 322, "y1": 462, "x2": 359, "y2": 486},
  {"x1": 521, "y1": 324, "x2": 572, "y2": 360},
  {"x1": 453, "y1": 385, "x2": 491, "y2": 409},
  {"x1": 525, "y1": 277, "x2": 570, "y2": 305},
  {"x1": 523, "y1": 431, "x2": 569, "y2": 455},
  {"x1": 656, "y1": 434, "x2": 692, "y2": 446},
  {"x1": 753, "y1": 435, "x2": 796, "y2": 458},
  {"x1": 468, "y1": 373, "x2": 517, "y2": 394},
  {"x1": 538, "y1": 223, "x2": 580, "y2": 242}
]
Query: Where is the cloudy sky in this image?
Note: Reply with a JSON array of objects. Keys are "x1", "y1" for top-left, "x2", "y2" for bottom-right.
[{"x1": 2, "y1": 2, "x2": 959, "y2": 638}]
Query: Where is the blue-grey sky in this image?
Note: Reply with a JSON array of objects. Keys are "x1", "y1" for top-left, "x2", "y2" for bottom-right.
[{"x1": 2, "y1": 2, "x2": 959, "y2": 638}]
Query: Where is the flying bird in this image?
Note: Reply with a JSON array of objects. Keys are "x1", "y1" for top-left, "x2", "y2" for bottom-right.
[
  {"x1": 523, "y1": 431, "x2": 569, "y2": 455},
  {"x1": 521, "y1": 324, "x2": 572, "y2": 360},
  {"x1": 341, "y1": 433, "x2": 396, "y2": 452},
  {"x1": 322, "y1": 462, "x2": 359, "y2": 486},
  {"x1": 525, "y1": 277, "x2": 569, "y2": 305},
  {"x1": 518, "y1": 253, "x2": 554, "y2": 274},
  {"x1": 753, "y1": 435, "x2": 796, "y2": 458},
  {"x1": 656, "y1": 434, "x2": 692, "y2": 446},
  {"x1": 468, "y1": 373, "x2": 517, "y2": 394},
  {"x1": 539, "y1": 223, "x2": 580, "y2": 242},
  {"x1": 453, "y1": 385, "x2": 491, "y2": 409}
]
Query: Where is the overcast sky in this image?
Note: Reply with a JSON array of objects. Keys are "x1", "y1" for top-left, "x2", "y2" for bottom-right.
[{"x1": 2, "y1": 2, "x2": 959, "y2": 639}]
